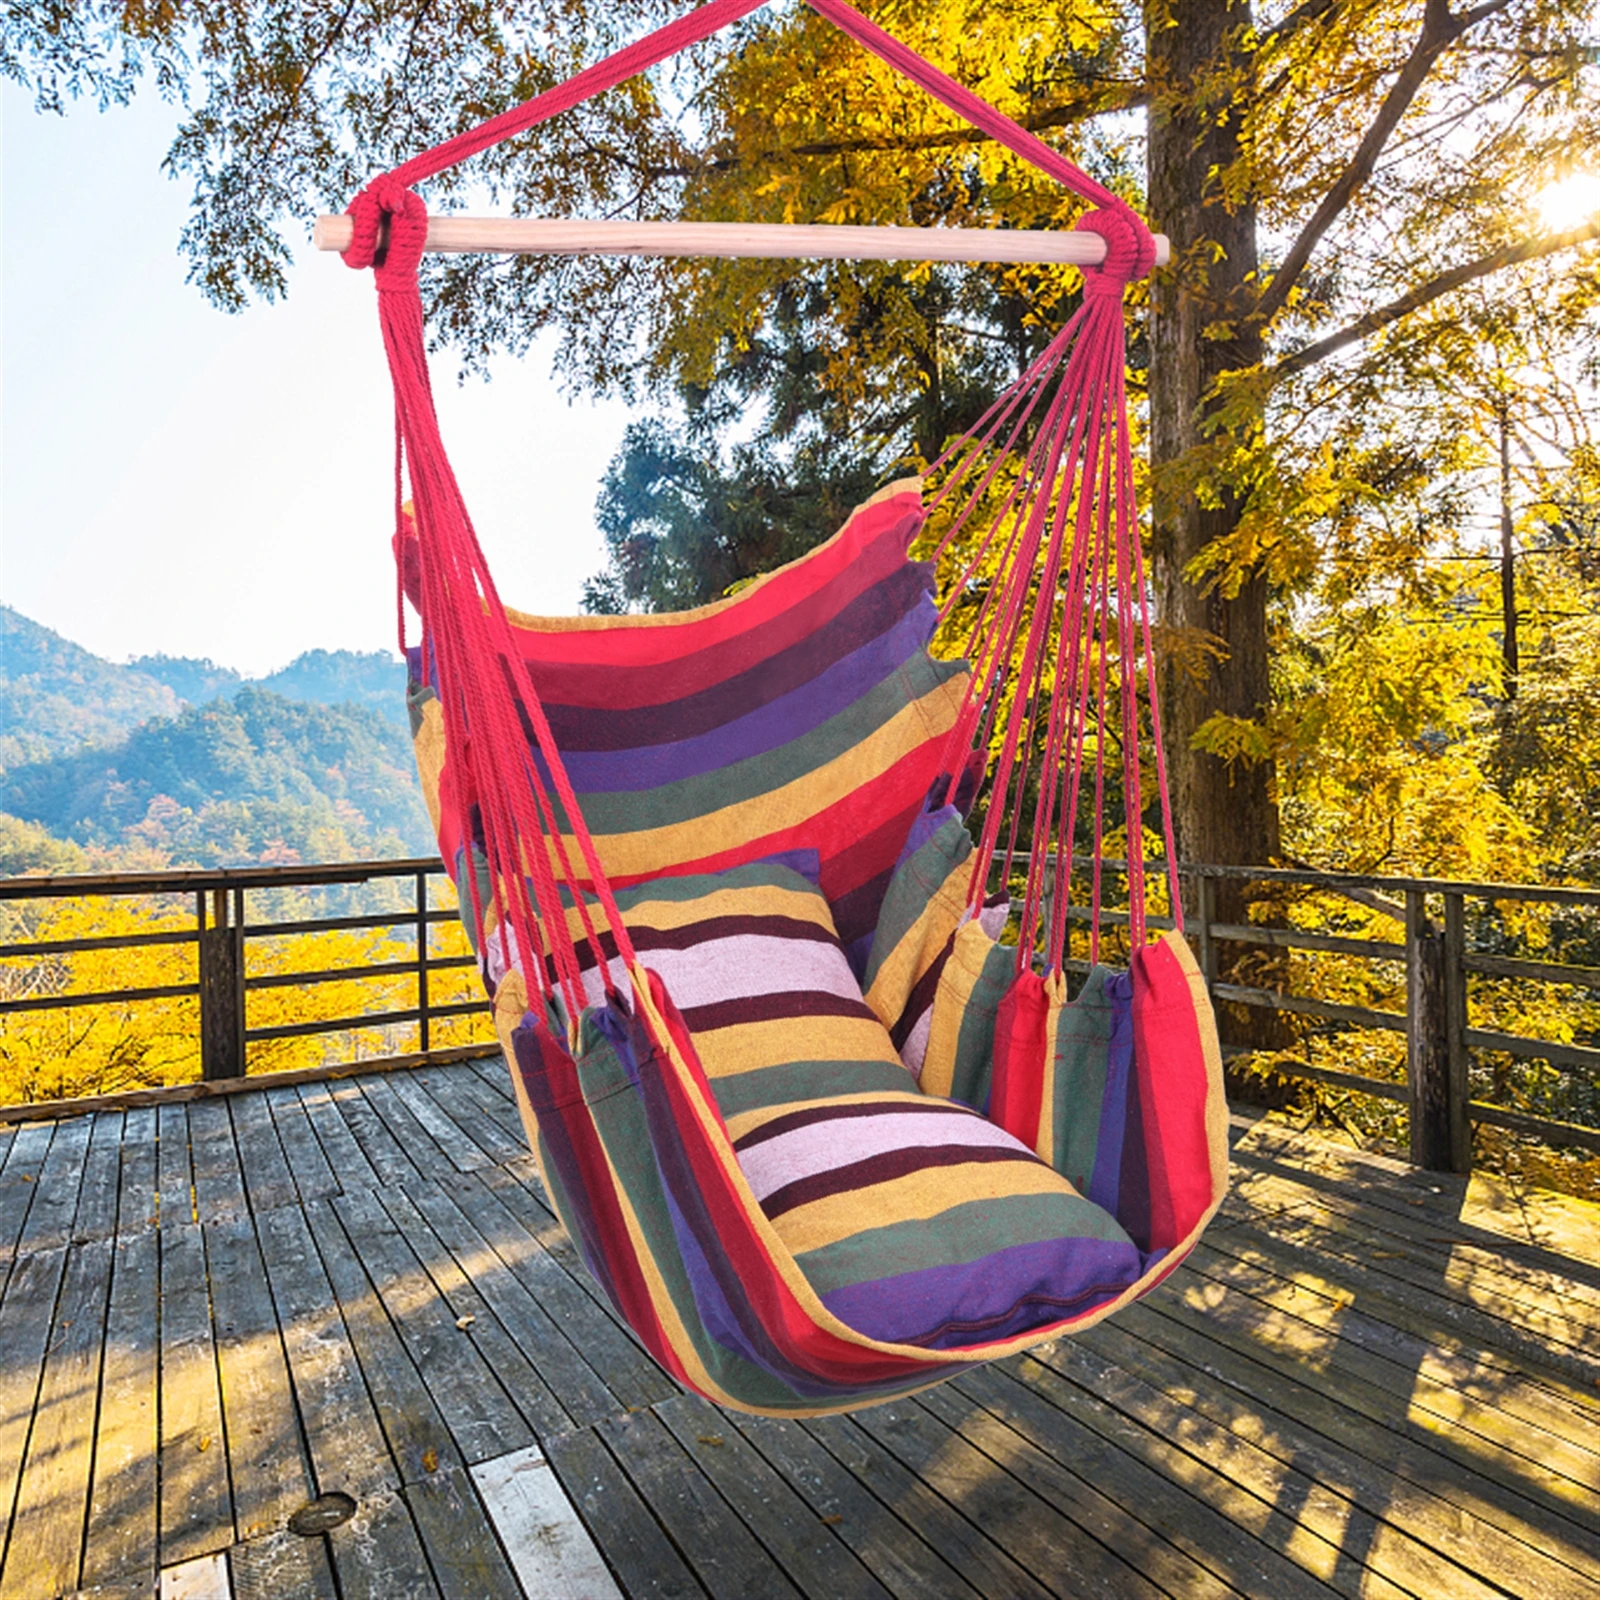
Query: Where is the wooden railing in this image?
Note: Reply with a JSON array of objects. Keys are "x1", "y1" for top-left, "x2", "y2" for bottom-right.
[
  {"x1": 1, "y1": 856, "x2": 1595, "y2": 1171},
  {"x1": 0, "y1": 858, "x2": 496, "y2": 1111},
  {"x1": 1012, "y1": 856, "x2": 1600, "y2": 1173}
]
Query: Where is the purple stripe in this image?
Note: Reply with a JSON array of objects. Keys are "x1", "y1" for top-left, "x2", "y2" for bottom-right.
[
  {"x1": 536, "y1": 562, "x2": 935, "y2": 752},
  {"x1": 1087, "y1": 972, "x2": 1135, "y2": 1217},
  {"x1": 554, "y1": 598, "x2": 937, "y2": 791},
  {"x1": 818, "y1": 1233, "x2": 1145, "y2": 1349}
]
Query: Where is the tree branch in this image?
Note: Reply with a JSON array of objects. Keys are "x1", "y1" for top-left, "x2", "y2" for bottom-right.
[
  {"x1": 1272, "y1": 217, "x2": 1600, "y2": 376},
  {"x1": 569, "y1": 91, "x2": 1149, "y2": 184},
  {"x1": 1259, "y1": 0, "x2": 1343, "y2": 48},
  {"x1": 1256, "y1": 0, "x2": 1514, "y2": 322}
]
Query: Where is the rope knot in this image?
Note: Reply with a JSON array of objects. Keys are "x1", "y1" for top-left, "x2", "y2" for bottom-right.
[
  {"x1": 342, "y1": 177, "x2": 429, "y2": 288},
  {"x1": 1073, "y1": 206, "x2": 1158, "y2": 298}
]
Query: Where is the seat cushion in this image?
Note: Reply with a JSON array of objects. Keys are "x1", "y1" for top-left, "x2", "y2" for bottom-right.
[
  {"x1": 728, "y1": 1090, "x2": 1145, "y2": 1348},
  {"x1": 565, "y1": 858, "x2": 917, "y2": 1123}
]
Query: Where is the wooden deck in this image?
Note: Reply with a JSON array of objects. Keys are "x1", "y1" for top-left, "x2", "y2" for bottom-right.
[{"x1": 1, "y1": 1060, "x2": 1597, "y2": 1600}]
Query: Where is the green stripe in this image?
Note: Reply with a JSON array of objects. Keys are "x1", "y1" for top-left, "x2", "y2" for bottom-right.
[
  {"x1": 561, "y1": 651, "x2": 961, "y2": 836},
  {"x1": 574, "y1": 1033, "x2": 810, "y2": 1411},
  {"x1": 712, "y1": 1058, "x2": 915, "y2": 1120},
  {"x1": 862, "y1": 814, "x2": 971, "y2": 995},
  {"x1": 794, "y1": 1189, "x2": 1136, "y2": 1295},
  {"x1": 1049, "y1": 967, "x2": 1117, "y2": 1190},
  {"x1": 944, "y1": 941, "x2": 1014, "y2": 1111}
]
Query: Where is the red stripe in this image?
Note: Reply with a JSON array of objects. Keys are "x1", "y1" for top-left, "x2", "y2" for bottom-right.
[
  {"x1": 506, "y1": 496, "x2": 920, "y2": 695},
  {"x1": 988, "y1": 969, "x2": 1049, "y2": 1149},
  {"x1": 531, "y1": 1027, "x2": 689, "y2": 1382},
  {"x1": 1130, "y1": 940, "x2": 1217, "y2": 1253}
]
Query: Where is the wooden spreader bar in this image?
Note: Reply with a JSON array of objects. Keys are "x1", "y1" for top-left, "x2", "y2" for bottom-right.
[{"x1": 313, "y1": 214, "x2": 1172, "y2": 267}]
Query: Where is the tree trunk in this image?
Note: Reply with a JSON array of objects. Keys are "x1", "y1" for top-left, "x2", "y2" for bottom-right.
[{"x1": 1146, "y1": 0, "x2": 1291, "y2": 1054}]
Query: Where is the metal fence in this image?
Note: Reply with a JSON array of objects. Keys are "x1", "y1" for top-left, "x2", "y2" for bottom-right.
[{"x1": 2, "y1": 855, "x2": 1596, "y2": 1171}]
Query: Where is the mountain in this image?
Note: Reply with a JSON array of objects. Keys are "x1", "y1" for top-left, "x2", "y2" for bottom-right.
[
  {"x1": 127, "y1": 652, "x2": 243, "y2": 706},
  {"x1": 0, "y1": 608, "x2": 429, "y2": 868},
  {"x1": 0, "y1": 608, "x2": 181, "y2": 767},
  {"x1": 0, "y1": 687, "x2": 433, "y2": 865},
  {"x1": 133, "y1": 646, "x2": 407, "y2": 726},
  {"x1": 258, "y1": 649, "x2": 407, "y2": 727}
]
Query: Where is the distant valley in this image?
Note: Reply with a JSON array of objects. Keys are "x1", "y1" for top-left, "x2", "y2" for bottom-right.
[{"x1": 0, "y1": 607, "x2": 433, "y2": 873}]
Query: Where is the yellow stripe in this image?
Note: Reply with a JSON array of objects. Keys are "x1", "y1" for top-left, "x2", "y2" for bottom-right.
[
  {"x1": 692, "y1": 1015, "x2": 906, "y2": 1080},
  {"x1": 561, "y1": 882, "x2": 834, "y2": 941},
  {"x1": 1036, "y1": 971, "x2": 1067, "y2": 1169},
  {"x1": 722, "y1": 1088, "x2": 934, "y2": 1145},
  {"x1": 774, "y1": 1160, "x2": 1070, "y2": 1256},
  {"x1": 918, "y1": 922, "x2": 992, "y2": 1100},
  {"x1": 863, "y1": 863, "x2": 969, "y2": 1030},
  {"x1": 533, "y1": 676, "x2": 966, "y2": 881},
  {"x1": 413, "y1": 697, "x2": 446, "y2": 837}
]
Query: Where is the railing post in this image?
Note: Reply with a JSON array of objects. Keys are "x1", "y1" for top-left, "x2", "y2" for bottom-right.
[
  {"x1": 199, "y1": 887, "x2": 245, "y2": 1081},
  {"x1": 1442, "y1": 890, "x2": 1472, "y2": 1172},
  {"x1": 1405, "y1": 890, "x2": 1454, "y2": 1170},
  {"x1": 416, "y1": 869, "x2": 431, "y2": 1054},
  {"x1": 1196, "y1": 873, "x2": 1219, "y2": 993}
]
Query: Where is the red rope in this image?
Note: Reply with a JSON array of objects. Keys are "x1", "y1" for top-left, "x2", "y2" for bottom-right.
[{"x1": 343, "y1": 0, "x2": 1174, "y2": 1013}]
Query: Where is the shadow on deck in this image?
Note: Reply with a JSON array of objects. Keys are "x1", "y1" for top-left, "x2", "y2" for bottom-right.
[{"x1": 0, "y1": 1059, "x2": 1597, "y2": 1599}]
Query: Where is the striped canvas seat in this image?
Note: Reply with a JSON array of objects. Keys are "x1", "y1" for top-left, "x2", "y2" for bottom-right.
[
  {"x1": 409, "y1": 479, "x2": 964, "y2": 970},
  {"x1": 410, "y1": 484, "x2": 1228, "y2": 1415}
]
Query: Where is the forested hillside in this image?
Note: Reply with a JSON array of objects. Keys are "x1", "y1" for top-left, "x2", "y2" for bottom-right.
[
  {"x1": 0, "y1": 609, "x2": 428, "y2": 869},
  {"x1": 0, "y1": 607, "x2": 180, "y2": 768},
  {"x1": 0, "y1": 688, "x2": 432, "y2": 865}
]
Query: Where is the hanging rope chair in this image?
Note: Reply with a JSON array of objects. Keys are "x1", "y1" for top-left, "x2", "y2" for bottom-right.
[{"x1": 338, "y1": 0, "x2": 1227, "y2": 1416}]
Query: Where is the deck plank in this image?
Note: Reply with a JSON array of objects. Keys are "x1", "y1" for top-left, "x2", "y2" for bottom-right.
[
  {"x1": 83, "y1": 1226, "x2": 161, "y2": 1593},
  {"x1": 330, "y1": 1187, "x2": 536, "y2": 1465},
  {"x1": 228, "y1": 1093, "x2": 299, "y2": 1216},
  {"x1": 374, "y1": 1182, "x2": 573, "y2": 1438},
  {"x1": 265, "y1": 1084, "x2": 339, "y2": 1203},
  {"x1": 296, "y1": 1081, "x2": 382, "y2": 1194},
  {"x1": 74, "y1": 1110, "x2": 126, "y2": 1243},
  {"x1": 384, "y1": 1072, "x2": 494, "y2": 1172},
  {"x1": 188, "y1": 1101, "x2": 248, "y2": 1225},
  {"x1": 655, "y1": 1395, "x2": 894, "y2": 1600},
  {"x1": 800, "y1": 1410, "x2": 1058, "y2": 1600},
  {"x1": 729, "y1": 1411, "x2": 989, "y2": 1600},
  {"x1": 17, "y1": 1115, "x2": 93, "y2": 1254},
  {"x1": 466, "y1": 1166, "x2": 679, "y2": 1412},
  {"x1": 1191, "y1": 1227, "x2": 1600, "y2": 1464},
  {"x1": 401, "y1": 1175, "x2": 623, "y2": 1429},
  {"x1": 205, "y1": 1213, "x2": 314, "y2": 1543},
  {"x1": 0, "y1": 1235, "x2": 113, "y2": 1600},
  {"x1": 324, "y1": 1079, "x2": 425, "y2": 1186},
  {"x1": 860, "y1": 1390, "x2": 1212, "y2": 1600},
  {"x1": 1178, "y1": 1242, "x2": 1600, "y2": 1509},
  {"x1": 115, "y1": 1107, "x2": 159, "y2": 1237},
  {"x1": 1078, "y1": 1310, "x2": 1600, "y2": 1600},
  {"x1": 0, "y1": 1121, "x2": 57, "y2": 1284},
  {"x1": 156, "y1": 1103, "x2": 193, "y2": 1228},
  {"x1": 0, "y1": 1245, "x2": 69, "y2": 1561},
  {"x1": 596, "y1": 1408, "x2": 805, "y2": 1600},
  {"x1": 1121, "y1": 1291, "x2": 1600, "y2": 1578},
  {"x1": 157, "y1": 1220, "x2": 232, "y2": 1566},
  {"x1": 544, "y1": 1426, "x2": 707, "y2": 1600}
]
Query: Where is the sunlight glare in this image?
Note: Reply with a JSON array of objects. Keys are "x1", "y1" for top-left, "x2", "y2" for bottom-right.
[{"x1": 1538, "y1": 172, "x2": 1600, "y2": 232}]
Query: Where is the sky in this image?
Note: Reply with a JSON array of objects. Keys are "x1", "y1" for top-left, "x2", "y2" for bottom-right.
[{"x1": 1, "y1": 84, "x2": 637, "y2": 677}]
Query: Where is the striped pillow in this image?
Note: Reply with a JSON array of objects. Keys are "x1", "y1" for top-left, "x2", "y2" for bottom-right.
[
  {"x1": 728, "y1": 1090, "x2": 1145, "y2": 1348},
  {"x1": 564, "y1": 860, "x2": 917, "y2": 1122}
]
